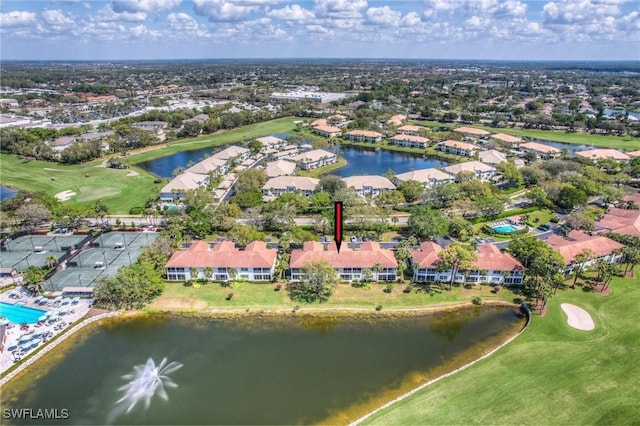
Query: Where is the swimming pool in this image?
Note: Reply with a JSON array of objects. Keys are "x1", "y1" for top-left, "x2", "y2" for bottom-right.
[
  {"x1": 492, "y1": 225, "x2": 519, "y2": 233},
  {"x1": 0, "y1": 302, "x2": 46, "y2": 324}
]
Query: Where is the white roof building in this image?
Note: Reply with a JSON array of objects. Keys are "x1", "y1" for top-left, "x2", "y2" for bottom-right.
[
  {"x1": 264, "y1": 160, "x2": 297, "y2": 177},
  {"x1": 394, "y1": 168, "x2": 455, "y2": 187}
]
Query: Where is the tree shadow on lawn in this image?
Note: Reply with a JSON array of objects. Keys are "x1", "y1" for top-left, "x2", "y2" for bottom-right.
[{"x1": 413, "y1": 282, "x2": 448, "y2": 296}]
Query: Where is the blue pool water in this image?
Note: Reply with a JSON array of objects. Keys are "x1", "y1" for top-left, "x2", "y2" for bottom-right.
[
  {"x1": 492, "y1": 225, "x2": 519, "y2": 233},
  {"x1": 0, "y1": 302, "x2": 46, "y2": 324}
]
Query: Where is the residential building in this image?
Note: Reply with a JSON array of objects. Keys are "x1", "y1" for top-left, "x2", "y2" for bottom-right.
[
  {"x1": 491, "y1": 133, "x2": 523, "y2": 145},
  {"x1": 184, "y1": 114, "x2": 210, "y2": 124},
  {"x1": 159, "y1": 173, "x2": 209, "y2": 201},
  {"x1": 518, "y1": 142, "x2": 561, "y2": 159},
  {"x1": 313, "y1": 124, "x2": 342, "y2": 138},
  {"x1": 264, "y1": 160, "x2": 297, "y2": 178},
  {"x1": 387, "y1": 114, "x2": 407, "y2": 126},
  {"x1": 290, "y1": 241, "x2": 397, "y2": 281},
  {"x1": 575, "y1": 149, "x2": 631, "y2": 162},
  {"x1": 595, "y1": 207, "x2": 640, "y2": 236},
  {"x1": 290, "y1": 149, "x2": 337, "y2": 170},
  {"x1": 437, "y1": 140, "x2": 481, "y2": 157},
  {"x1": 165, "y1": 241, "x2": 277, "y2": 281},
  {"x1": 134, "y1": 121, "x2": 168, "y2": 141},
  {"x1": 345, "y1": 130, "x2": 384, "y2": 143},
  {"x1": 213, "y1": 145, "x2": 250, "y2": 162},
  {"x1": 545, "y1": 231, "x2": 624, "y2": 273},
  {"x1": 342, "y1": 175, "x2": 396, "y2": 197},
  {"x1": 394, "y1": 168, "x2": 455, "y2": 188},
  {"x1": 411, "y1": 242, "x2": 524, "y2": 285},
  {"x1": 454, "y1": 127, "x2": 491, "y2": 140},
  {"x1": 263, "y1": 176, "x2": 319, "y2": 198},
  {"x1": 255, "y1": 136, "x2": 286, "y2": 151},
  {"x1": 478, "y1": 149, "x2": 508, "y2": 166},
  {"x1": 397, "y1": 125, "x2": 424, "y2": 136},
  {"x1": 444, "y1": 161, "x2": 496, "y2": 181},
  {"x1": 389, "y1": 134, "x2": 430, "y2": 148},
  {"x1": 186, "y1": 156, "x2": 228, "y2": 176}
]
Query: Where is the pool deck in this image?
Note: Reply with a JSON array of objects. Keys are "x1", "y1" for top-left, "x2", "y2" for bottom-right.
[{"x1": 0, "y1": 289, "x2": 93, "y2": 375}]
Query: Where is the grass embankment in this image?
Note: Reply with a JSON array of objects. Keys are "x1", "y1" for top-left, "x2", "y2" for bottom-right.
[
  {"x1": 0, "y1": 154, "x2": 160, "y2": 214},
  {"x1": 365, "y1": 272, "x2": 640, "y2": 425},
  {"x1": 148, "y1": 280, "x2": 515, "y2": 313},
  {"x1": 411, "y1": 120, "x2": 640, "y2": 150},
  {"x1": 125, "y1": 117, "x2": 298, "y2": 165}
]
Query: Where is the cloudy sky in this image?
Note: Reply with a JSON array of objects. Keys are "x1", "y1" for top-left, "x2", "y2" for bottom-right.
[{"x1": 1, "y1": 0, "x2": 639, "y2": 60}]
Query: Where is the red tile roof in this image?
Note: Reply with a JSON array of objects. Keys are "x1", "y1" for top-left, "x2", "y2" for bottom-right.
[
  {"x1": 411, "y1": 242, "x2": 523, "y2": 271},
  {"x1": 290, "y1": 241, "x2": 397, "y2": 269},
  {"x1": 596, "y1": 207, "x2": 640, "y2": 236},
  {"x1": 545, "y1": 231, "x2": 623, "y2": 264},
  {"x1": 165, "y1": 240, "x2": 277, "y2": 268},
  {"x1": 454, "y1": 127, "x2": 490, "y2": 136}
]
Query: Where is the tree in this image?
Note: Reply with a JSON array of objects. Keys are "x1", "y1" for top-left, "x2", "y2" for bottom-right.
[
  {"x1": 408, "y1": 207, "x2": 448, "y2": 240},
  {"x1": 45, "y1": 255, "x2": 58, "y2": 269},
  {"x1": 231, "y1": 190, "x2": 263, "y2": 209},
  {"x1": 393, "y1": 237, "x2": 417, "y2": 281},
  {"x1": 21, "y1": 266, "x2": 46, "y2": 295},
  {"x1": 93, "y1": 263, "x2": 165, "y2": 310},
  {"x1": 621, "y1": 246, "x2": 640, "y2": 275},
  {"x1": 248, "y1": 139, "x2": 263, "y2": 154},
  {"x1": 16, "y1": 203, "x2": 51, "y2": 230},
  {"x1": 436, "y1": 243, "x2": 477, "y2": 290},
  {"x1": 137, "y1": 236, "x2": 175, "y2": 277},
  {"x1": 564, "y1": 212, "x2": 595, "y2": 232},
  {"x1": 318, "y1": 175, "x2": 346, "y2": 197},
  {"x1": 447, "y1": 216, "x2": 474, "y2": 241},
  {"x1": 374, "y1": 190, "x2": 405, "y2": 209},
  {"x1": 397, "y1": 180, "x2": 423, "y2": 202},
  {"x1": 286, "y1": 259, "x2": 337, "y2": 303},
  {"x1": 235, "y1": 168, "x2": 267, "y2": 193},
  {"x1": 309, "y1": 191, "x2": 332, "y2": 211},
  {"x1": 572, "y1": 248, "x2": 596, "y2": 288},
  {"x1": 553, "y1": 186, "x2": 587, "y2": 210},
  {"x1": 496, "y1": 161, "x2": 523, "y2": 187},
  {"x1": 228, "y1": 225, "x2": 266, "y2": 246}
]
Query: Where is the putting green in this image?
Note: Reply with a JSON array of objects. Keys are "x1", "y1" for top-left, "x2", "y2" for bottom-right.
[{"x1": 73, "y1": 186, "x2": 120, "y2": 202}]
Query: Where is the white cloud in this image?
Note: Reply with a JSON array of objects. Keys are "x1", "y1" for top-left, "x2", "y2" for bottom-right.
[
  {"x1": 401, "y1": 11, "x2": 422, "y2": 27},
  {"x1": 267, "y1": 5, "x2": 315, "y2": 21},
  {"x1": 167, "y1": 12, "x2": 199, "y2": 31},
  {"x1": 314, "y1": 0, "x2": 368, "y2": 19},
  {"x1": 542, "y1": 0, "x2": 622, "y2": 24},
  {"x1": 40, "y1": 9, "x2": 76, "y2": 33},
  {"x1": 98, "y1": 5, "x2": 147, "y2": 22},
  {"x1": 193, "y1": 0, "x2": 259, "y2": 21},
  {"x1": 366, "y1": 6, "x2": 401, "y2": 27},
  {"x1": 0, "y1": 11, "x2": 37, "y2": 27},
  {"x1": 112, "y1": 0, "x2": 182, "y2": 14}
]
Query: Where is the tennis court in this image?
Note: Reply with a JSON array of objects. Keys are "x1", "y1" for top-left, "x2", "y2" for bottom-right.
[
  {"x1": 47, "y1": 232, "x2": 159, "y2": 291},
  {"x1": 4, "y1": 235, "x2": 87, "y2": 253}
]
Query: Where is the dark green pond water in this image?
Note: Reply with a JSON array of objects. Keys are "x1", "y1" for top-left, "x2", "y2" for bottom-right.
[{"x1": 2, "y1": 307, "x2": 524, "y2": 425}]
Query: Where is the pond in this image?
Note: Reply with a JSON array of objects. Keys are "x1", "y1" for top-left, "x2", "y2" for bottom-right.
[
  {"x1": 0, "y1": 186, "x2": 18, "y2": 201},
  {"x1": 138, "y1": 143, "x2": 450, "y2": 179},
  {"x1": 2, "y1": 307, "x2": 524, "y2": 425},
  {"x1": 332, "y1": 146, "x2": 450, "y2": 177},
  {"x1": 528, "y1": 138, "x2": 607, "y2": 156}
]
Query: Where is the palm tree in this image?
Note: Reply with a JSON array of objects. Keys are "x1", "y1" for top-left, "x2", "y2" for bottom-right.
[
  {"x1": 362, "y1": 268, "x2": 373, "y2": 282},
  {"x1": 204, "y1": 267, "x2": 213, "y2": 280},
  {"x1": 227, "y1": 267, "x2": 238, "y2": 282},
  {"x1": 372, "y1": 263, "x2": 383, "y2": 282},
  {"x1": 571, "y1": 248, "x2": 595, "y2": 288},
  {"x1": 189, "y1": 267, "x2": 199, "y2": 280},
  {"x1": 45, "y1": 255, "x2": 58, "y2": 270}
]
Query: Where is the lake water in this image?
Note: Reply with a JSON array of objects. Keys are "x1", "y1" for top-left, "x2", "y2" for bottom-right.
[
  {"x1": 332, "y1": 146, "x2": 450, "y2": 177},
  {"x1": 0, "y1": 186, "x2": 18, "y2": 201},
  {"x1": 138, "y1": 144, "x2": 450, "y2": 178},
  {"x1": 527, "y1": 138, "x2": 613, "y2": 156},
  {"x1": 2, "y1": 307, "x2": 523, "y2": 425}
]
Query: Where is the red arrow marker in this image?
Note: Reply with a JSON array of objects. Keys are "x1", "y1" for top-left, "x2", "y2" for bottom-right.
[{"x1": 334, "y1": 202, "x2": 343, "y2": 253}]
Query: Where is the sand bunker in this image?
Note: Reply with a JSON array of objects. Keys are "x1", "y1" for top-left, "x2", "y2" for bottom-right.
[
  {"x1": 126, "y1": 170, "x2": 139, "y2": 177},
  {"x1": 560, "y1": 303, "x2": 595, "y2": 331},
  {"x1": 55, "y1": 190, "x2": 76, "y2": 201}
]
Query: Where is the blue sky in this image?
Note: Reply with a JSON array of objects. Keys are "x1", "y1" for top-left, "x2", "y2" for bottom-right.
[{"x1": 1, "y1": 0, "x2": 639, "y2": 60}]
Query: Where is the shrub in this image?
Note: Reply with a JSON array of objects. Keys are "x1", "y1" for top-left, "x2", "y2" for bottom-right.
[
  {"x1": 274, "y1": 284, "x2": 282, "y2": 291},
  {"x1": 129, "y1": 206, "x2": 144, "y2": 215},
  {"x1": 375, "y1": 304, "x2": 383, "y2": 311},
  {"x1": 183, "y1": 280, "x2": 193, "y2": 287},
  {"x1": 383, "y1": 283, "x2": 394, "y2": 293},
  {"x1": 403, "y1": 285, "x2": 413, "y2": 293},
  {"x1": 472, "y1": 296, "x2": 483, "y2": 305},
  {"x1": 226, "y1": 292, "x2": 234, "y2": 300}
]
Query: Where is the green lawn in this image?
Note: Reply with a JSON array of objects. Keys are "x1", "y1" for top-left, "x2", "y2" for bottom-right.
[
  {"x1": 0, "y1": 154, "x2": 160, "y2": 214},
  {"x1": 365, "y1": 272, "x2": 640, "y2": 425},
  {"x1": 126, "y1": 117, "x2": 298, "y2": 165},
  {"x1": 148, "y1": 280, "x2": 515, "y2": 313},
  {"x1": 410, "y1": 120, "x2": 640, "y2": 150}
]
